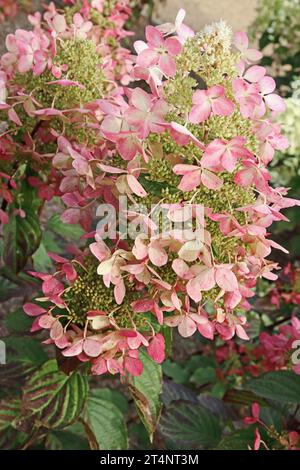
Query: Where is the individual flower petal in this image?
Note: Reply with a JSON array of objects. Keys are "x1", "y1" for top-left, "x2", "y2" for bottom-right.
[
  {"x1": 83, "y1": 338, "x2": 102, "y2": 357},
  {"x1": 147, "y1": 334, "x2": 165, "y2": 363},
  {"x1": 127, "y1": 174, "x2": 147, "y2": 198},
  {"x1": 215, "y1": 267, "x2": 239, "y2": 292},
  {"x1": 178, "y1": 316, "x2": 197, "y2": 338},
  {"x1": 23, "y1": 303, "x2": 47, "y2": 317}
]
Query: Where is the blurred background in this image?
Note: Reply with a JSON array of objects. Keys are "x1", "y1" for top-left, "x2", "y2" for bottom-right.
[{"x1": 153, "y1": 0, "x2": 258, "y2": 32}]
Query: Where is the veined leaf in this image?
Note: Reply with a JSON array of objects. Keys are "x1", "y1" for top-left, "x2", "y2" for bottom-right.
[
  {"x1": 82, "y1": 394, "x2": 128, "y2": 450},
  {"x1": 22, "y1": 360, "x2": 88, "y2": 430},
  {"x1": 47, "y1": 214, "x2": 84, "y2": 240},
  {"x1": 159, "y1": 402, "x2": 222, "y2": 449},
  {"x1": 129, "y1": 350, "x2": 162, "y2": 442},
  {"x1": 246, "y1": 371, "x2": 300, "y2": 404},
  {"x1": 224, "y1": 388, "x2": 268, "y2": 406},
  {"x1": 91, "y1": 388, "x2": 129, "y2": 414},
  {"x1": 0, "y1": 362, "x2": 37, "y2": 391},
  {"x1": 217, "y1": 427, "x2": 256, "y2": 450},
  {"x1": 46, "y1": 422, "x2": 89, "y2": 450},
  {"x1": 0, "y1": 398, "x2": 27, "y2": 449},
  {"x1": 3, "y1": 180, "x2": 42, "y2": 273},
  {"x1": 5, "y1": 335, "x2": 48, "y2": 366}
]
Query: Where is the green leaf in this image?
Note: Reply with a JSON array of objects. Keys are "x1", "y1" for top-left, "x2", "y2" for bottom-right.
[
  {"x1": 190, "y1": 366, "x2": 216, "y2": 386},
  {"x1": 163, "y1": 360, "x2": 190, "y2": 384},
  {"x1": 161, "y1": 326, "x2": 172, "y2": 358},
  {"x1": 46, "y1": 423, "x2": 89, "y2": 450},
  {"x1": 159, "y1": 403, "x2": 222, "y2": 449},
  {"x1": 129, "y1": 422, "x2": 152, "y2": 450},
  {"x1": 260, "y1": 407, "x2": 283, "y2": 431},
  {"x1": 83, "y1": 396, "x2": 128, "y2": 450},
  {"x1": 5, "y1": 336, "x2": 48, "y2": 365},
  {"x1": 224, "y1": 388, "x2": 268, "y2": 406},
  {"x1": 47, "y1": 214, "x2": 84, "y2": 241},
  {"x1": 246, "y1": 371, "x2": 300, "y2": 404},
  {"x1": 129, "y1": 350, "x2": 162, "y2": 441},
  {"x1": 22, "y1": 359, "x2": 88, "y2": 429},
  {"x1": 0, "y1": 362, "x2": 37, "y2": 392},
  {"x1": 138, "y1": 175, "x2": 172, "y2": 196},
  {"x1": 217, "y1": 427, "x2": 256, "y2": 450},
  {"x1": 139, "y1": 175, "x2": 177, "y2": 196},
  {"x1": 0, "y1": 398, "x2": 27, "y2": 449},
  {"x1": 0, "y1": 276, "x2": 18, "y2": 302},
  {"x1": 43, "y1": 231, "x2": 63, "y2": 253},
  {"x1": 4, "y1": 308, "x2": 33, "y2": 334},
  {"x1": 3, "y1": 180, "x2": 42, "y2": 273},
  {"x1": 91, "y1": 388, "x2": 129, "y2": 414},
  {"x1": 210, "y1": 381, "x2": 227, "y2": 399},
  {"x1": 32, "y1": 242, "x2": 53, "y2": 272}
]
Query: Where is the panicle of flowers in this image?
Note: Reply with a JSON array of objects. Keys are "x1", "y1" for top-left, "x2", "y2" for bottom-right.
[
  {"x1": 0, "y1": 0, "x2": 136, "y2": 226},
  {"x1": 24, "y1": 249, "x2": 166, "y2": 377},
  {"x1": 24, "y1": 10, "x2": 300, "y2": 376}
]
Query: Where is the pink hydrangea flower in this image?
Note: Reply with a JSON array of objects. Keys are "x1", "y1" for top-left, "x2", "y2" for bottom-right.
[
  {"x1": 189, "y1": 86, "x2": 235, "y2": 123},
  {"x1": 201, "y1": 136, "x2": 253, "y2": 173},
  {"x1": 173, "y1": 163, "x2": 223, "y2": 191},
  {"x1": 134, "y1": 25, "x2": 182, "y2": 77},
  {"x1": 156, "y1": 8, "x2": 195, "y2": 44},
  {"x1": 234, "y1": 31, "x2": 262, "y2": 63},
  {"x1": 125, "y1": 88, "x2": 168, "y2": 139}
]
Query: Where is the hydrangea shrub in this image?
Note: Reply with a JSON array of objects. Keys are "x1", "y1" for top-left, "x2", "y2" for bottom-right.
[
  {"x1": 1, "y1": 3, "x2": 300, "y2": 452},
  {"x1": 18, "y1": 10, "x2": 300, "y2": 378}
]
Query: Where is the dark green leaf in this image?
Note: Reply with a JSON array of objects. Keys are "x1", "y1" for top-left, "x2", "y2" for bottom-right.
[
  {"x1": 190, "y1": 366, "x2": 216, "y2": 386},
  {"x1": 246, "y1": 371, "x2": 300, "y2": 404},
  {"x1": 3, "y1": 179, "x2": 42, "y2": 273},
  {"x1": 217, "y1": 427, "x2": 256, "y2": 450},
  {"x1": 159, "y1": 403, "x2": 222, "y2": 449},
  {"x1": 0, "y1": 398, "x2": 27, "y2": 449},
  {"x1": 4, "y1": 308, "x2": 33, "y2": 334},
  {"x1": 5, "y1": 336, "x2": 48, "y2": 365},
  {"x1": 163, "y1": 360, "x2": 190, "y2": 384},
  {"x1": 46, "y1": 422, "x2": 89, "y2": 450}
]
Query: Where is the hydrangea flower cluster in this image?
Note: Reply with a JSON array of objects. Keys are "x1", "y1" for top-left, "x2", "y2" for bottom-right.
[
  {"x1": 0, "y1": 0, "x2": 134, "y2": 221},
  {"x1": 22, "y1": 10, "x2": 299, "y2": 377}
]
